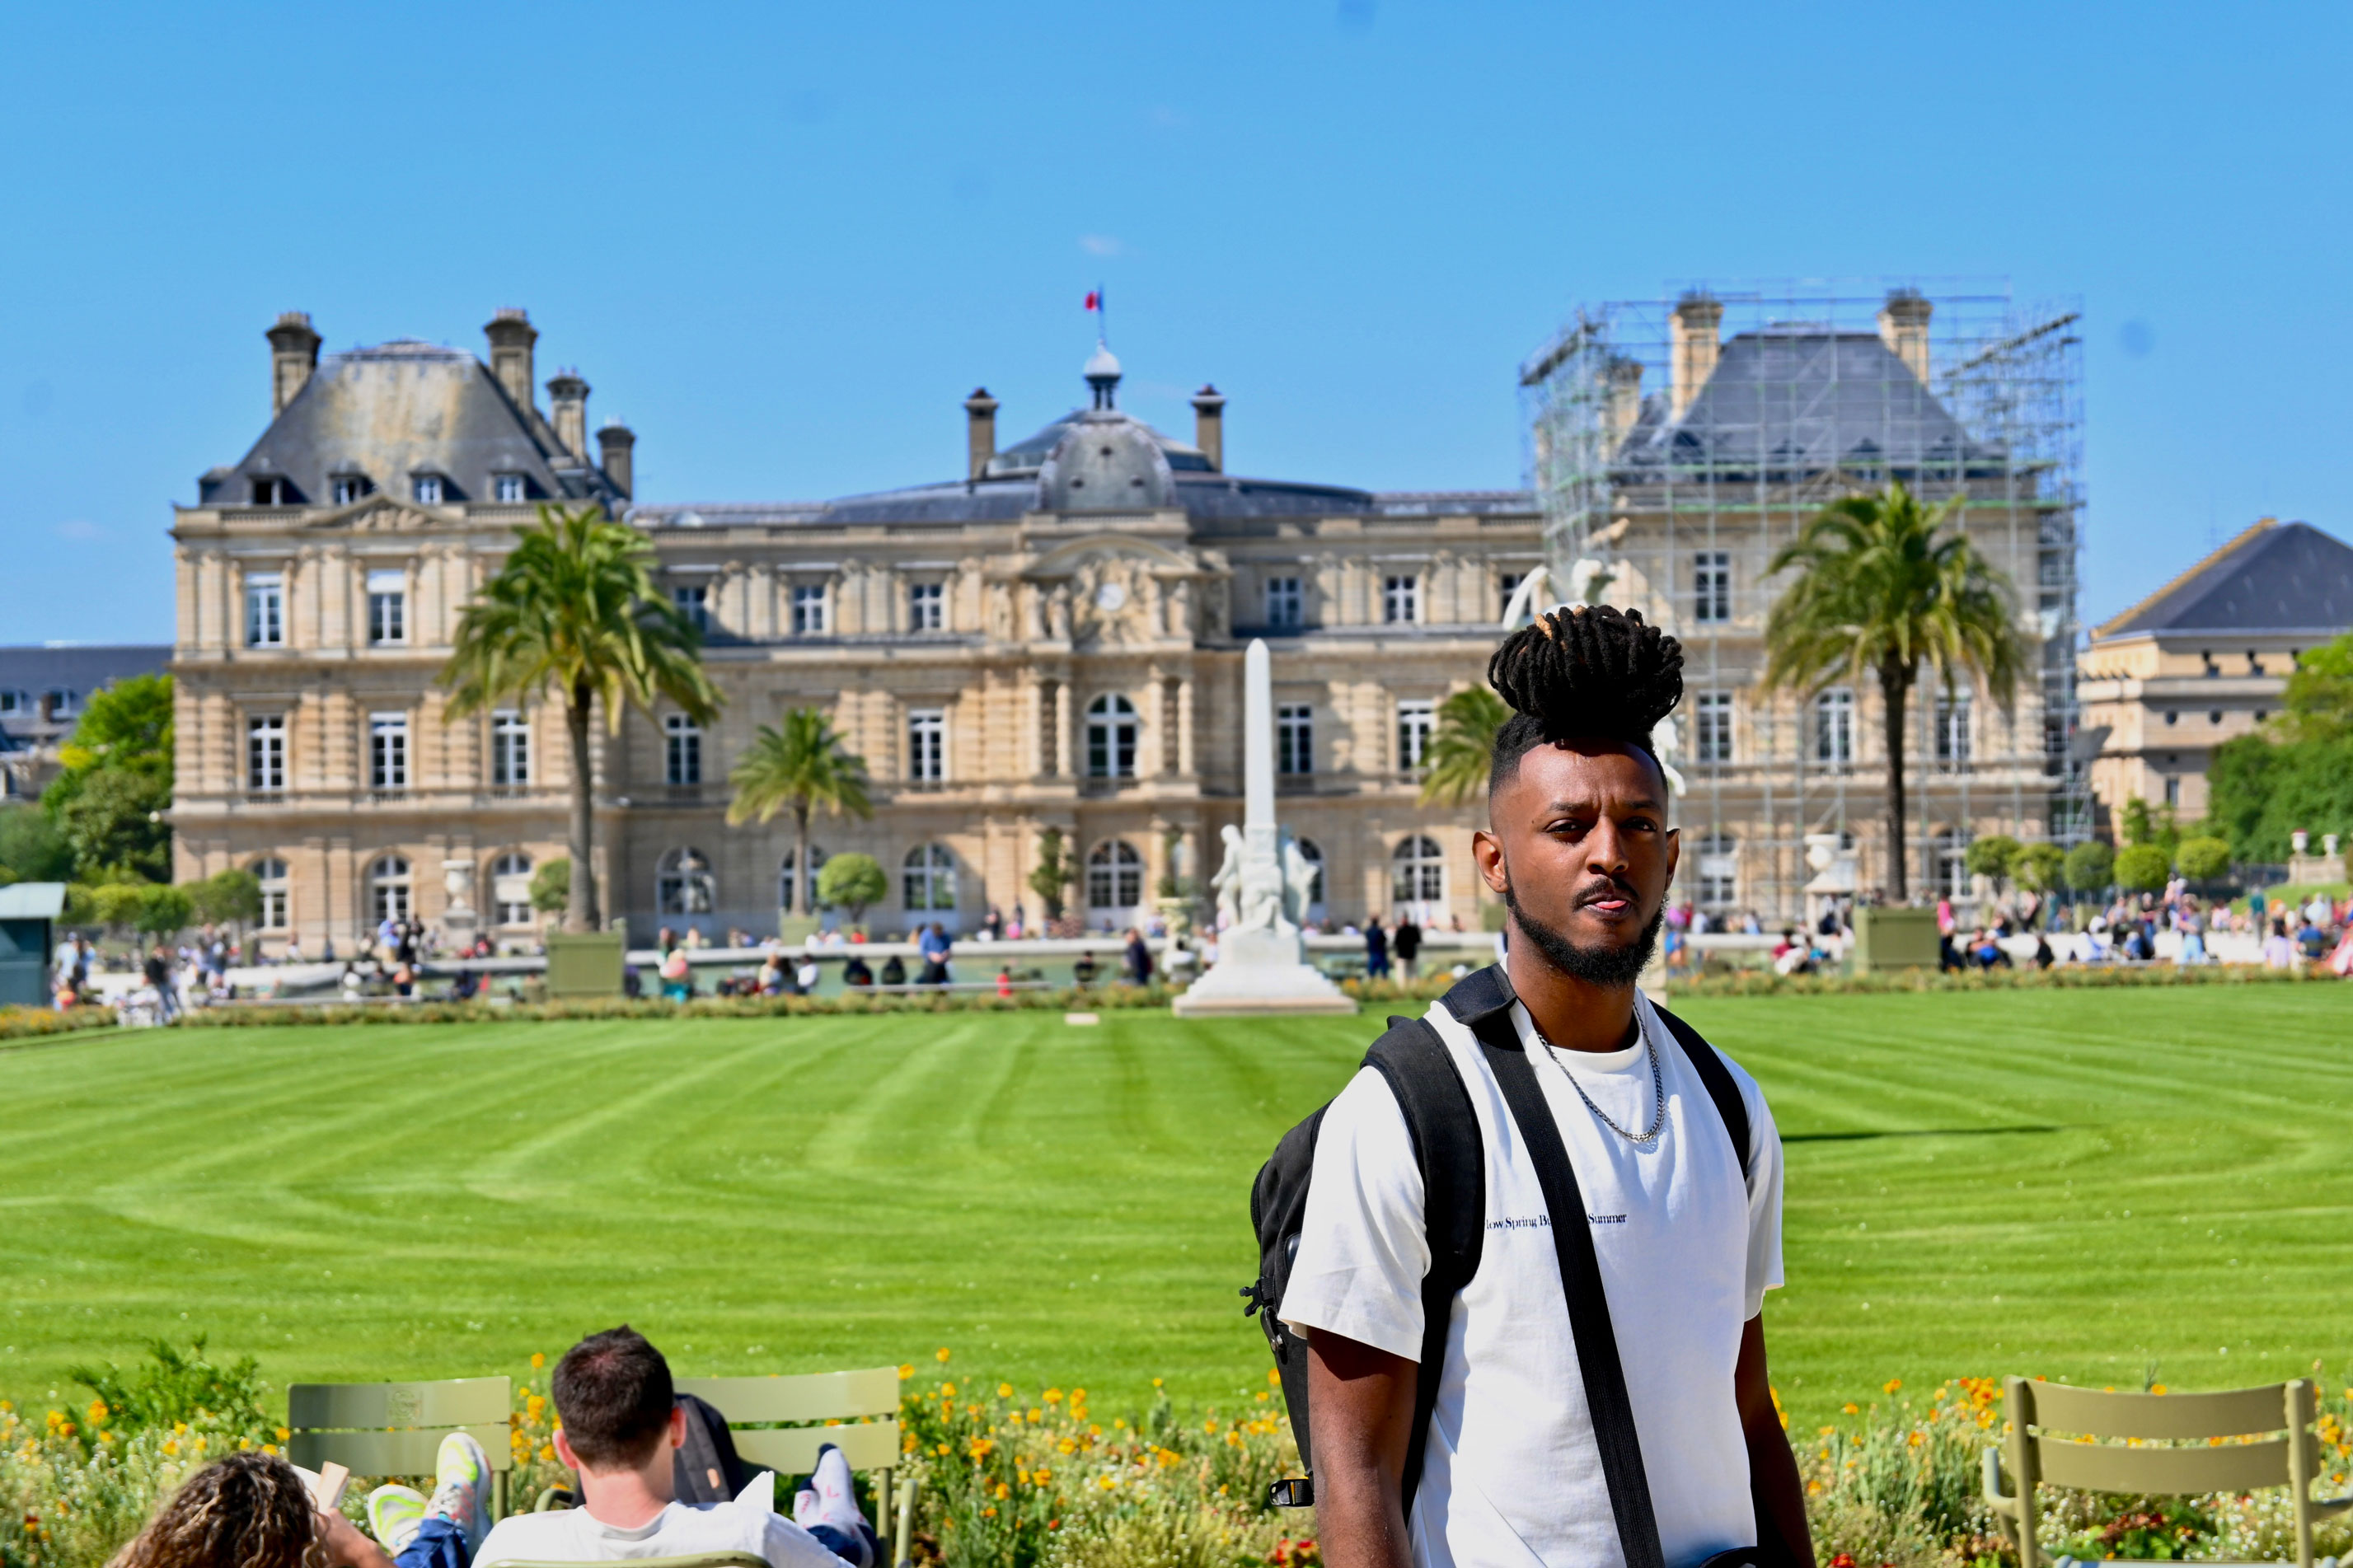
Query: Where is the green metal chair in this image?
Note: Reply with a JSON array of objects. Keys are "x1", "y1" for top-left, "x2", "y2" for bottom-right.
[
  {"x1": 1983, "y1": 1375, "x2": 2353, "y2": 1568},
  {"x1": 287, "y1": 1376, "x2": 514, "y2": 1521},
  {"x1": 673, "y1": 1369, "x2": 906, "y2": 1564}
]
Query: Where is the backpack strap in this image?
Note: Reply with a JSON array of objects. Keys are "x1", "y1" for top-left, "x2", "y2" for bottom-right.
[
  {"x1": 1360, "y1": 1010, "x2": 1483, "y2": 1514},
  {"x1": 1650, "y1": 1002, "x2": 1752, "y2": 1186}
]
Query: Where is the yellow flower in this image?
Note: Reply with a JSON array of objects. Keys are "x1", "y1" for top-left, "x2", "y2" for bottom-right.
[
  {"x1": 2152, "y1": 1383, "x2": 2168, "y2": 1396},
  {"x1": 1026, "y1": 1407, "x2": 1041, "y2": 1422},
  {"x1": 993, "y1": 1482, "x2": 1010, "y2": 1500},
  {"x1": 1071, "y1": 1388, "x2": 1085, "y2": 1402},
  {"x1": 1057, "y1": 1439, "x2": 1076, "y2": 1455},
  {"x1": 1043, "y1": 1388, "x2": 1063, "y2": 1405},
  {"x1": 1096, "y1": 1475, "x2": 1118, "y2": 1491},
  {"x1": 998, "y1": 1383, "x2": 1014, "y2": 1398},
  {"x1": 940, "y1": 1383, "x2": 957, "y2": 1399},
  {"x1": 262, "y1": 1444, "x2": 278, "y2": 1456},
  {"x1": 86, "y1": 1401, "x2": 108, "y2": 1425},
  {"x1": 162, "y1": 1439, "x2": 179, "y2": 1457},
  {"x1": 1151, "y1": 1378, "x2": 1163, "y2": 1389},
  {"x1": 1032, "y1": 1467, "x2": 1051, "y2": 1486},
  {"x1": 532, "y1": 1353, "x2": 546, "y2": 1369},
  {"x1": 935, "y1": 1348, "x2": 952, "y2": 1364},
  {"x1": 1267, "y1": 1368, "x2": 1282, "y2": 1386},
  {"x1": 275, "y1": 1427, "x2": 290, "y2": 1442},
  {"x1": 898, "y1": 1364, "x2": 914, "y2": 1380},
  {"x1": 1883, "y1": 1379, "x2": 1902, "y2": 1395}
]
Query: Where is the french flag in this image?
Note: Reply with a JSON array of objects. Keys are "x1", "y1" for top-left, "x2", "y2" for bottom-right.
[{"x1": 1085, "y1": 288, "x2": 1103, "y2": 313}]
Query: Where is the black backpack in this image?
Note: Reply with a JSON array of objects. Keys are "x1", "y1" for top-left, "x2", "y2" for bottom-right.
[
  {"x1": 671, "y1": 1392, "x2": 770, "y2": 1504},
  {"x1": 1240, "y1": 963, "x2": 1754, "y2": 1550}
]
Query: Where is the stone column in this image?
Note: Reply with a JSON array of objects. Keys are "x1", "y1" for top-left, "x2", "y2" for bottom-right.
[
  {"x1": 1178, "y1": 676, "x2": 1196, "y2": 776},
  {"x1": 1053, "y1": 681, "x2": 1071, "y2": 778}
]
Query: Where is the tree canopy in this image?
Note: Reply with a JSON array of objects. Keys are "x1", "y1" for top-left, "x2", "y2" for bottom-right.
[
  {"x1": 41, "y1": 673, "x2": 175, "y2": 882},
  {"x1": 1418, "y1": 686, "x2": 1508, "y2": 807}
]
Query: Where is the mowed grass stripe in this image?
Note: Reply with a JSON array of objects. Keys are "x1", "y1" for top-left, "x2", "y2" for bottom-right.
[{"x1": 0, "y1": 990, "x2": 2346, "y2": 1428}]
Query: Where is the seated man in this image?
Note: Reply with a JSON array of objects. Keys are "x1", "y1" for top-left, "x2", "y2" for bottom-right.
[{"x1": 371, "y1": 1327, "x2": 874, "y2": 1568}]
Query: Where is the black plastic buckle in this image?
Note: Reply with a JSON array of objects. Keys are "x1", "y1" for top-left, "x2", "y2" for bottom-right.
[{"x1": 1268, "y1": 1477, "x2": 1315, "y2": 1509}]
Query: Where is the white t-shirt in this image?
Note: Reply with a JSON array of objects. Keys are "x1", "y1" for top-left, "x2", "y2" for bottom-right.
[
  {"x1": 1279, "y1": 989, "x2": 1783, "y2": 1568},
  {"x1": 476, "y1": 1495, "x2": 843, "y2": 1568}
]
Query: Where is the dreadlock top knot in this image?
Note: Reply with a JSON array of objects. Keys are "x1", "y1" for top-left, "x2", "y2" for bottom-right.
[{"x1": 1488, "y1": 604, "x2": 1684, "y2": 747}]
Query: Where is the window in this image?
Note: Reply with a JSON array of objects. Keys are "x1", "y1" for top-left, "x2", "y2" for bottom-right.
[
  {"x1": 1086, "y1": 694, "x2": 1138, "y2": 778},
  {"x1": 791, "y1": 583, "x2": 828, "y2": 634},
  {"x1": 491, "y1": 710, "x2": 530, "y2": 788},
  {"x1": 908, "y1": 581, "x2": 944, "y2": 631},
  {"x1": 1294, "y1": 836, "x2": 1326, "y2": 910},
  {"x1": 1815, "y1": 688, "x2": 1854, "y2": 765},
  {"x1": 366, "y1": 569, "x2": 406, "y2": 645},
  {"x1": 1498, "y1": 572, "x2": 1525, "y2": 622},
  {"x1": 369, "y1": 713, "x2": 409, "y2": 791},
  {"x1": 2163, "y1": 776, "x2": 2182, "y2": 807},
  {"x1": 411, "y1": 475, "x2": 443, "y2": 504},
  {"x1": 0, "y1": 689, "x2": 26, "y2": 714},
  {"x1": 245, "y1": 572, "x2": 284, "y2": 648},
  {"x1": 251, "y1": 476, "x2": 290, "y2": 506},
  {"x1": 494, "y1": 474, "x2": 526, "y2": 503},
  {"x1": 1693, "y1": 550, "x2": 1731, "y2": 624},
  {"x1": 665, "y1": 714, "x2": 701, "y2": 786},
  {"x1": 673, "y1": 585, "x2": 710, "y2": 634},
  {"x1": 253, "y1": 858, "x2": 290, "y2": 929},
  {"x1": 1266, "y1": 576, "x2": 1303, "y2": 629},
  {"x1": 1277, "y1": 704, "x2": 1314, "y2": 775},
  {"x1": 903, "y1": 844, "x2": 958, "y2": 910},
  {"x1": 1934, "y1": 691, "x2": 1971, "y2": 766},
  {"x1": 1694, "y1": 831, "x2": 1737, "y2": 908},
  {"x1": 1391, "y1": 835, "x2": 1444, "y2": 907},
  {"x1": 780, "y1": 845, "x2": 828, "y2": 914},
  {"x1": 331, "y1": 475, "x2": 368, "y2": 506},
  {"x1": 1086, "y1": 840, "x2": 1144, "y2": 910},
  {"x1": 1931, "y1": 830, "x2": 1971, "y2": 900},
  {"x1": 1383, "y1": 574, "x2": 1420, "y2": 625},
  {"x1": 2164, "y1": 710, "x2": 2178, "y2": 727},
  {"x1": 907, "y1": 709, "x2": 946, "y2": 783},
  {"x1": 657, "y1": 847, "x2": 715, "y2": 915},
  {"x1": 2210, "y1": 709, "x2": 2224, "y2": 725},
  {"x1": 1694, "y1": 692, "x2": 1733, "y2": 765},
  {"x1": 246, "y1": 715, "x2": 286, "y2": 793},
  {"x1": 368, "y1": 854, "x2": 411, "y2": 924},
  {"x1": 1397, "y1": 700, "x2": 1436, "y2": 771},
  {"x1": 45, "y1": 689, "x2": 79, "y2": 719},
  {"x1": 491, "y1": 852, "x2": 533, "y2": 925}
]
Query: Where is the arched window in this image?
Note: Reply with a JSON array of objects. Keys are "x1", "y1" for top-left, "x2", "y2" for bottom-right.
[
  {"x1": 491, "y1": 852, "x2": 533, "y2": 925},
  {"x1": 1086, "y1": 840, "x2": 1144, "y2": 910},
  {"x1": 658, "y1": 847, "x2": 715, "y2": 915},
  {"x1": 903, "y1": 844, "x2": 958, "y2": 911},
  {"x1": 368, "y1": 854, "x2": 411, "y2": 924},
  {"x1": 780, "y1": 845, "x2": 828, "y2": 914},
  {"x1": 252, "y1": 857, "x2": 290, "y2": 929},
  {"x1": 1694, "y1": 831, "x2": 1737, "y2": 909},
  {"x1": 1086, "y1": 694, "x2": 1138, "y2": 779},
  {"x1": 1294, "y1": 836, "x2": 1327, "y2": 919},
  {"x1": 1391, "y1": 835, "x2": 1444, "y2": 908}
]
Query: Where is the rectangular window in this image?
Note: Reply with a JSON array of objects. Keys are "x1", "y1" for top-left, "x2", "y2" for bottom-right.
[
  {"x1": 673, "y1": 584, "x2": 710, "y2": 634},
  {"x1": 1266, "y1": 576, "x2": 1304, "y2": 629},
  {"x1": 256, "y1": 868, "x2": 289, "y2": 929},
  {"x1": 1383, "y1": 574, "x2": 1420, "y2": 625},
  {"x1": 366, "y1": 569, "x2": 406, "y2": 645},
  {"x1": 1694, "y1": 550, "x2": 1731, "y2": 624},
  {"x1": 908, "y1": 581, "x2": 944, "y2": 631},
  {"x1": 1695, "y1": 831, "x2": 1737, "y2": 907},
  {"x1": 246, "y1": 715, "x2": 286, "y2": 793},
  {"x1": 1498, "y1": 572, "x2": 1525, "y2": 622},
  {"x1": 791, "y1": 583, "x2": 828, "y2": 634},
  {"x1": 369, "y1": 712, "x2": 409, "y2": 791},
  {"x1": 1277, "y1": 704, "x2": 1314, "y2": 775},
  {"x1": 1815, "y1": 688, "x2": 1854, "y2": 765},
  {"x1": 1397, "y1": 699, "x2": 1435, "y2": 771},
  {"x1": 907, "y1": 709, "x2": 946, "y2": 783},
  {"x1": 491, "y1": 710, "x2": 530, "y2": 787},
  {"x1": 666, "y1": 714, "x2": 701, "y2": 786},
  {"x1": 245, "y1": 572, "x2": 284, "y2": 648},
  {"x1": 494, "y1": 474, "x2": 525, "y2": 503},
  {"x1": 1935, "y1": 692, "x2": 1971, "y2": 766},
  {"x1": 412, "y1": 475, "x2": 443, "y2": 504},
  {"x1": 1694, "y1": 692, "x2": 1733, "y2": 765},
  {"x1": 332, "y1": 476, "x2": 367, "y2": 506}
]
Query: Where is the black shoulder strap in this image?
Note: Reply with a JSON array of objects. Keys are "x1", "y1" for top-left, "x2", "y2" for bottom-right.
[
  {"x1": 1650, "y1": 1003, "x2": 1752, "y2": 1185},
  {"x1": 1360, "y1": 1010, "x2": 1483, "y2": 1514},
  {"x1": 1470, "y1": 1000, "x2": 1669, "y2": 1568}
]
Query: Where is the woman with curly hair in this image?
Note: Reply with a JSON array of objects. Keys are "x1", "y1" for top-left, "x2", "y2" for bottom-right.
[{"x1": 107, "y1": 1450, "x2": 391, "y2": 1568}]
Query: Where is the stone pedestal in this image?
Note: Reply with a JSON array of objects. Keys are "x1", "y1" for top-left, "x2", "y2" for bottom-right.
[{"x1": 1173, "y1": 928, "x2": 1355, "y2": 1016}]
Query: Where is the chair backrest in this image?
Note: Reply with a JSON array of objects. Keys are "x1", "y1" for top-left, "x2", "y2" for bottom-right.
[
  {"x1": 287, "y1": 1377, "x2": 514, "y2": 1478},
  {"x1": 672, "y1": 1369, "x2": 900, "y2": 1475},
  {"x1": 2010, "y1": 1377, "x2": 2311, "y2": 1497}
]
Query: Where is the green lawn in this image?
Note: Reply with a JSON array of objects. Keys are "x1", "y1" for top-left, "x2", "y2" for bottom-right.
[{"x1": 0, "y1": 989, "x2": 2346, "y2": 1430}]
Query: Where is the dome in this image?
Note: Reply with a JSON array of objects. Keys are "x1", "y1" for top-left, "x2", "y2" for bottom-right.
[{"x1": 1038, "y1": 411, "x2": 1174, "y2": 513}]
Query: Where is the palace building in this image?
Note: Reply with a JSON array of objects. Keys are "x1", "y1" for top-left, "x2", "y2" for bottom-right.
[{"x1": 168, "y1": 311, "x2": 1539, "y2": 948}]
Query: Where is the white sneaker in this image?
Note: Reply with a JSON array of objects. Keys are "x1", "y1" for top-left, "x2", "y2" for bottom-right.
[{"x1": 426, "y1": 1430, "x2": 491, "y2": 1552}]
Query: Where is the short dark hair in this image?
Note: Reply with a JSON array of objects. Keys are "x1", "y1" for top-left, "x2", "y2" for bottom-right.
[
  {"x1": 552, "y1": 1326, "x2": 674, "y2": 1468},
  {"x1": 1488, "y1": 604, "x2": 1684, "y2": 795}
]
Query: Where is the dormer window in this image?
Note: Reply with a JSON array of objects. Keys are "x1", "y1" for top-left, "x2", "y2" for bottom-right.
[
  {"x1": 494, "y1": 474, "x2": 526, "y2": 503},
  {"x1": 412, "y1": 474, "x2": 444, "y2": 504},
  {"x1": 330, "y1": 474, "x2": 371, "y2": 506},
  {"x1": 251, "y1": 476, "x2": 292, "y2": 506}
]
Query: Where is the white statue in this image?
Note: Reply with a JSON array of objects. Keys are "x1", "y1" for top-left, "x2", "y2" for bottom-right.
[
  {"x1": 1649, "y1": 711, "x2": 1687, "y2": 797},
  {"x1": 1564, "y1": 556, "x2": 1618, "y2": 609},
  {"x1": 1211, "y1": 824, "x2": 1244, "y2": 929},
  {"x1": 1280, "y1": 837, "x2": 1319, "y2": 927}
]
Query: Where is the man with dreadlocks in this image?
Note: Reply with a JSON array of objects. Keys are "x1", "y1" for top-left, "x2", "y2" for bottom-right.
[{"x1": 1277, "y1": 606, "x2": 1807, "y2": 1568}]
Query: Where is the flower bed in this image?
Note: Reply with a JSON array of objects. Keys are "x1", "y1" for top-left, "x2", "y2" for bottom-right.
[{"x1": 0, "y1": 1008, "x2": 117, "y2": 1046}]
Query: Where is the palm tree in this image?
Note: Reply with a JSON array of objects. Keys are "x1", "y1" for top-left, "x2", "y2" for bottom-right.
[
  {"x1": 725, "y1": 708, "x2": 874, "y2": 919},
  {"x1": 1418, "y1": 686, "x2": 1511, "y2": 807},
  {"x1": 1762, "y1": 482, "x2": 2023, "y2": 901},
  {"x1": 442, "y1": 505, "x2": 721, "y2": 933}
]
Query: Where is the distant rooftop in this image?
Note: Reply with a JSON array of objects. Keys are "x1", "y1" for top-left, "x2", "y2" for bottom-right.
[{"x1": 2093, "y1": 520, "x2": 2353, "y2": 640}]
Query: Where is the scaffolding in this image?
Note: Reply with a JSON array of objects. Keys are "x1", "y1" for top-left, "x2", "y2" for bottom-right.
[{"x1": 1518, "y1": 281, "x2": 2085, "y2": 915}]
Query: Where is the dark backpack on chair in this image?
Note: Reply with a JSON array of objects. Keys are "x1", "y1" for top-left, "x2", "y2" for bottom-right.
[{"x1": 1240, "y1": 963, "x2": 1764, "y2": 1567}]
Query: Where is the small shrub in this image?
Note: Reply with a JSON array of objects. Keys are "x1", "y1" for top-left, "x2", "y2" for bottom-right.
[{"x1": 65, "y1": 1339, "x2": 269, "y2": 1439}]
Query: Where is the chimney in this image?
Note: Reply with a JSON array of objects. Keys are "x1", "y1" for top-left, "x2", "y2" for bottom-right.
[
  {"x1": 1668, "y1": 293, "x2": 1722, "y2": 419},
  {"x1": 546, "y1": 369, "x2": 590, "y2": 459},
  {"x1": 598, "y1": 418, "x2": 636, "y2": 498},
  {"x1": 1878, "y1": 288, "x2": 1933, "y2": 382},
  {"x1": 963, "y1": 387, "x2": 999, "y2": 480},
  {"x1": 1192, "y1": 385, "x2": 1227, "y2": 472},
  {"x1": 484, "y1": 307, "x2": 539, "y2": 409},
  {"x1": 1604, "y1": 357, "x2": 1643, "y2": 442},
  {"x1": 266, "y1": 311, "x2": 321, "y2": 415}
]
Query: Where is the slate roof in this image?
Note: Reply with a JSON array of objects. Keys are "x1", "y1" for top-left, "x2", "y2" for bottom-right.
[
  {"x1": 1616, "y1": 327, "x2": 1999, "y2": 482},
  {"x1": 2093, "y1": 521, "x2": 2353, "y2": 639},
  {"x1": 0, "y1": 645, "x2": 170, "y2": 747},
  {"x1": 197, "y1": 342, "x2": 621, "y2": 508}
]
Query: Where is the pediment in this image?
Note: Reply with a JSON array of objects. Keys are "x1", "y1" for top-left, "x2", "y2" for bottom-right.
[
  {"x1": 1025, "y1": 532, "x2": 1198, "y2": 579},
  {"x1": 303, "y1": 496, "x2": 454, "y2": 531}
]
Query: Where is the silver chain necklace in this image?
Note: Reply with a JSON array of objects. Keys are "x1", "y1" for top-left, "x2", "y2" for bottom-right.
[{"x1": 1532, "y1": 1011, "x2": 1666, "y2": 1144}]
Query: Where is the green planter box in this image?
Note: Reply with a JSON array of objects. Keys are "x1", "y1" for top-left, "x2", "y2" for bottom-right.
[
  {"x1": 1853, "y1": 906, "x2": 1941, "y2": 974},
  {"x1": 545, "y1": 930, "x2": 626, "y2": 998}
]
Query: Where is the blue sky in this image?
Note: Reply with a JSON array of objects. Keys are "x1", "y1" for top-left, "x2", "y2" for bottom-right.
[{"x1": 2, "y1": 1, "x2": 2347, "y2": 644}]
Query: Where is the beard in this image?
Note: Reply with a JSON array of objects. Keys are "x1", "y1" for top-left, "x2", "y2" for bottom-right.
[{"x1": 1505, "y1": 878, "x2": 1665, "y2": 988}]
